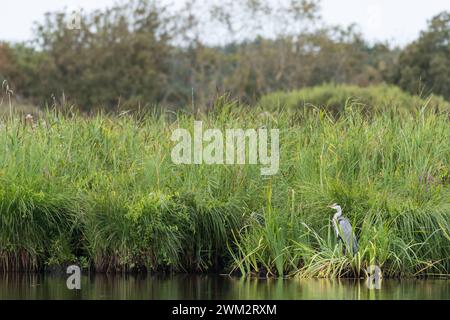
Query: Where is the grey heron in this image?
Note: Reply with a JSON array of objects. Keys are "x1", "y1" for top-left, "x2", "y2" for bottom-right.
[{"x1": 329, "y1": 203, "x2": 358, "y2": 255}]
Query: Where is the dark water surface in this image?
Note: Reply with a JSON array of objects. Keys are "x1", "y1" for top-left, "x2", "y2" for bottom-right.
[{"x1": 0, "y1": 274, "x2": 448, "y2": 300}]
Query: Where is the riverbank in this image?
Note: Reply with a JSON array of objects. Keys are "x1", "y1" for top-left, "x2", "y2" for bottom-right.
[{"x1": 0, "y1": 102, "x2": 449, "y2": 277}]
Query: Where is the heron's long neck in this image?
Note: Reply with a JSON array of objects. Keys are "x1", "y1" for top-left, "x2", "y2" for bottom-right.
[{"x1": 333, "y1": 209, "x2": 342, "y2": 220}]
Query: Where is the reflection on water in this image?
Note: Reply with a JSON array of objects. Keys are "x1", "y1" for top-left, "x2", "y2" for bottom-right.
[{"x1": 0, "y1": 273, "x2": 448, "y2": 300}]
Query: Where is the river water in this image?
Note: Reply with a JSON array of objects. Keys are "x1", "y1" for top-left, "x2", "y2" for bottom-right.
[{"x1": 0, "y1": 274, "x2": 448, "y2": 300}]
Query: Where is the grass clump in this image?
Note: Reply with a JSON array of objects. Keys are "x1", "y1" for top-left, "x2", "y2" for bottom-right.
[
  {"x1": 229, "y1": 106, "x2": 449, "y2": 278},
  {"x1": 259, "y1": 84, "x2": 450, "y2": 116}
]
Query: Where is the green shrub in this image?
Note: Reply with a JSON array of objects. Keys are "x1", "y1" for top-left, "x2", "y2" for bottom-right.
[{"x1": 259, "y1": 84, "x2": 450, "y2": 115}]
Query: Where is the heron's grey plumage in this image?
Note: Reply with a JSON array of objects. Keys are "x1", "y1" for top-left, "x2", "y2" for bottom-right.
[
  {"x1": 335, "y1": 216, "x2": 358, "y2": 255},
  {"x1": 330, "y1": 204, "x2": 358, "y2": 255}
]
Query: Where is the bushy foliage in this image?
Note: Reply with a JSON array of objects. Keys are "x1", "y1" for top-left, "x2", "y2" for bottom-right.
[
  {"x1": 259, "y1": 84, "x2": 450, "y2": 115},
  {"x1": 392, "y1": 12, "x2": 450, "y2": 99}
]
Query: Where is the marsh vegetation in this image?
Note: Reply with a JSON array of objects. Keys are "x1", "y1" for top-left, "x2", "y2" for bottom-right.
[{"x1": 0, "y1": 85, "x2": 448, "y2": 278}]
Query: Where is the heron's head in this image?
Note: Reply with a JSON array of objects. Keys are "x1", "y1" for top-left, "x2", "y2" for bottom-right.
[{"x1": 328, "y1": 203, "x2": 341, "y2": 212}]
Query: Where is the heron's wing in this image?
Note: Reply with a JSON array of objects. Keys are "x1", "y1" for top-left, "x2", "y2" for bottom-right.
[{"x1": 338, "y1": 218, "x2": 358, "y2": 253}]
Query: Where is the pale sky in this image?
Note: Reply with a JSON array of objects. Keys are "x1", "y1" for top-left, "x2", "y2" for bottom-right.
[{"x1": 0, "y1": 0, "x2": 449, "y2": 46}]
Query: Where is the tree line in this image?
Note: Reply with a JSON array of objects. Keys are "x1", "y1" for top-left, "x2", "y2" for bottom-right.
[{"x1": 0, "y1": 0, "x2": 448, "y2": 112}]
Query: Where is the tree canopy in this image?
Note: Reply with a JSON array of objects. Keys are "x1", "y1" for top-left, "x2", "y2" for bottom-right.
[{"x1": 0, "y1": 0, "x2": 448, "y2": 111}]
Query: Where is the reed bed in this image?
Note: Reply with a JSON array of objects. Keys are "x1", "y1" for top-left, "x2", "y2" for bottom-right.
[{"x1": 0, "y1": 102, "x2": 448, "y2": 278}]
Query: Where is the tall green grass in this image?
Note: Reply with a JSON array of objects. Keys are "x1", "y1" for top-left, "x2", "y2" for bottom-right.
[{"x1": 0, "y1": 100, "x2": 448, "y2": 277}]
